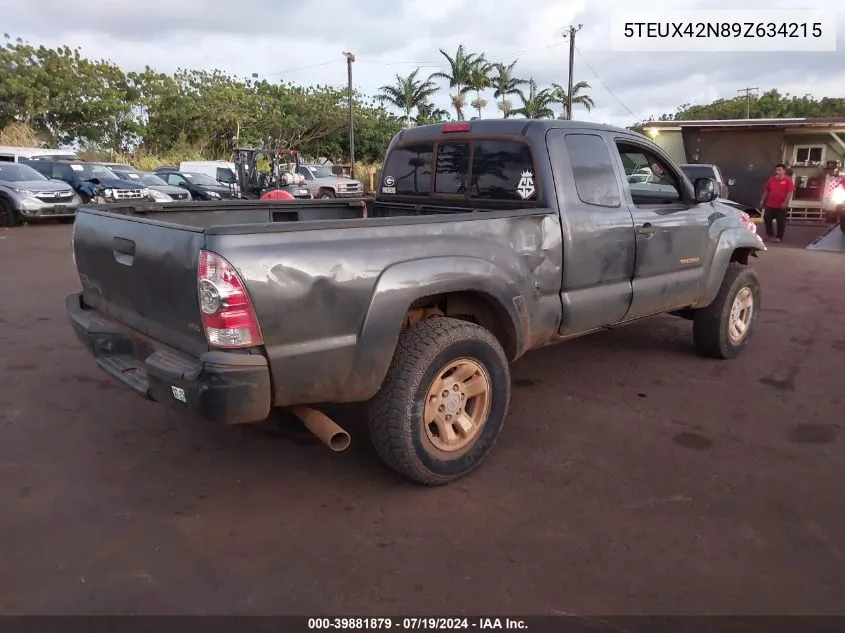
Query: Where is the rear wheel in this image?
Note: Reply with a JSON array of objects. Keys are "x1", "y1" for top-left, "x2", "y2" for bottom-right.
[
  {"x1": 0, "y1": 198, "x2": 21, "y2": 227},
  {"x1": 693, "y1": 263, "x2": 760, "y2": 359},
  {"x1": 367, "y1": 317, "x2": 511, "y2": 486}
]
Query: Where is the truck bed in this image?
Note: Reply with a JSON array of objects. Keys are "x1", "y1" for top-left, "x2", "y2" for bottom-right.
[{"x1": 93, "y1": 198, "x2": 368, "y2": 229}]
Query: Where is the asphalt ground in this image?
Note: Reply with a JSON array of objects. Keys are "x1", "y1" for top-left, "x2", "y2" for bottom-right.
[{"x1": 1, "y1": 222, "x2": 843, "y2": 616}]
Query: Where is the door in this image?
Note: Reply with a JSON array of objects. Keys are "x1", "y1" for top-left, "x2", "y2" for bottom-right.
[
  {"x1": 546, "y1": 130, "x2": 637, "y2": 335},
  {"x1": 612, "y1": 138, "x2": 711, "y2": 320}
]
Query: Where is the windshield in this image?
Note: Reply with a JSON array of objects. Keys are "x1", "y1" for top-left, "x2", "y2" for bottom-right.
[
  {"x1": 70, "y1": 164, "x2": 120, "y2": 181},
  {"x1": 0, "y1": 163, "x2": 49, "y2": 182},
  {"x1": 140, "y1": 173, "x2": 168, "y2": 186},
  {"x1": 183, "y1": 172, "x2": 222, "y2": 186},
  {"x1": 681, "y1": 165, "x2": 716, "y2": 181},
  {"x1": 309, "y1": 166, "x2": 334, "y2": 178}
]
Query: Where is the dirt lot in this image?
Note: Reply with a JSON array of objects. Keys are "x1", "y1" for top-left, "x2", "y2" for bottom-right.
[{"x1": 1, "y1": 223, "x2": 844, "y2": 616}]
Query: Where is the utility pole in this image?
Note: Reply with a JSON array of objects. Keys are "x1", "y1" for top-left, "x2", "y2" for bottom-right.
[
  {"x1": 737, "y1": 87, "x2": 758, "y2": 119},
  {"x1": 562, "y1": 24, "x2": 583, "y2": 120},
  {"x1": 343, "y1": 51, "x2": 356, "y2": 170}
]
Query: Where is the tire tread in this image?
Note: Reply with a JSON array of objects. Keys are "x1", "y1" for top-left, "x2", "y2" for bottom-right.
[{"x1": 367, "y1": 317, "x2": 509, "y2": 486}]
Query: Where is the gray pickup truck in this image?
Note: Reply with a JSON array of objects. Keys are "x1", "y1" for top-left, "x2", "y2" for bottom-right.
[{"x1": 66, "y1": 119, "x2": 765, "y2": 486}]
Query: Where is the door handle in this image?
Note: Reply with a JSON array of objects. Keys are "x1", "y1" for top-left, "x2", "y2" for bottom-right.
[{"x1": 636, "y1": 222, "x2": 655, "y2": 235}]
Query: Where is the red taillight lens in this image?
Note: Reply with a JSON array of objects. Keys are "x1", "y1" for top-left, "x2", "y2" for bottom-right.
[
  {"x1": 442, "y1": 122, "x2": 470, "y2": 133},
  {"x1": 198, "y1": 250, "x2": 263, "y2": 348}
]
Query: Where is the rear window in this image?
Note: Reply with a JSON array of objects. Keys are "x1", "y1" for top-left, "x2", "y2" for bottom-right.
[
  {"x1": 470, "y1": 140, "x2": 535, "y2": 201},
  {"x1": 380, "y1": 139, "x2": 537, "y2": 203},
  {"x1": 381, "y1": 143, "x2": 435, "y2": 196},
  {"x1": 434, "y1": 143, "x2": 470, "y2": 195}
]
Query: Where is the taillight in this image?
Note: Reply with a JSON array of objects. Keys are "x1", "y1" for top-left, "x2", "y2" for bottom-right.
[
  {"x1": 198, "y1": 250, "x2": 263, "y2": 348},
  {"x1": 442, "y1": 122, "x2": 470, "y2": 133}
]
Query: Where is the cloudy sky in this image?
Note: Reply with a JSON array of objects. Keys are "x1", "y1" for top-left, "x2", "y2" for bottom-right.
[{"x1": 1, "y1": 0, "x2": 842, "y2": 128}]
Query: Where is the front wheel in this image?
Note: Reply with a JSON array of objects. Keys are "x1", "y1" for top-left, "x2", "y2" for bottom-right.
[
  {"x1": 693, "y1": 263, "x2": 760, "y2": 359},
  {"x1": 319, "y1": 189, "x2": 335, "y2": 199},
  {"x1": 0, "y1": 198, "x2": 21, "y2": 227},
  {"x1": 367, "y1": 317, "x2": 511, "y2": 486}
]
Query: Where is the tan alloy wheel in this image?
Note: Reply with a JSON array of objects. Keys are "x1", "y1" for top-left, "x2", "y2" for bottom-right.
[
  {"x1": 728, "y1": 286, "x2": 754, "y2": 344},
  {"x1": 423, "y1": 358, "x2": 492, "y2": 452}
]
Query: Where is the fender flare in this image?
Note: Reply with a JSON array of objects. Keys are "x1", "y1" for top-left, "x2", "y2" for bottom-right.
[
  {"x1": 697, "y1": 227, "x2": 764, "y2": 308},
  {"x1": 344, "y1": 256, "x2": 528, "y2": 402}
]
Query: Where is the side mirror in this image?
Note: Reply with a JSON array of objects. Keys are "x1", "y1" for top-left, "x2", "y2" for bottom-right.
[{"x1": 694, "y1": 177, "x2": 718, "y2": 203}]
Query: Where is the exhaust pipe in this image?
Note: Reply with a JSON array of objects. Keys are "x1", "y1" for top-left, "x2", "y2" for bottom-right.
[{"x1": 290, "y1": 405, "x2": 351, "y2": 452}]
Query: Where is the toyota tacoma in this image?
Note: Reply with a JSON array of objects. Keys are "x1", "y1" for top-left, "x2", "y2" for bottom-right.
[{"x1": 66, "y1": 120, "x2": 765, "y2": 485}]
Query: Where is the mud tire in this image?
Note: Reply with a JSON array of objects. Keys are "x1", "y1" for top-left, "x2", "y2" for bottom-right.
[
  {"x1": 367, "y1": 317, "x2": 510, "y2": 486},
  {"x1": 693, "y1": 263, "x2": 760, "y2": 359}
]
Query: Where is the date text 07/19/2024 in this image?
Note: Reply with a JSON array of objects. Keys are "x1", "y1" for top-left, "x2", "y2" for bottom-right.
[{"x1": 306, "y1": 617, "x2": 528, "y2": 630}]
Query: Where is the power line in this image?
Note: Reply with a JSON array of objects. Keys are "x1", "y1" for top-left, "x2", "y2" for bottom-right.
[
  {"x1": 258, "y1": 60, "x2": 342, "y2": 77},
  {"x1": 357, "y1": 41, "x2": 568, "y2": 68},
  {"x1": 251, "y1": 42, "x2": 569, "y2": 78},
  {"x1": 573, "y1": 45, "x2": 640, "y2": 121}
]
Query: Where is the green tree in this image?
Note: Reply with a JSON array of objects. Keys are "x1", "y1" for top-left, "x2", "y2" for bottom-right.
[
  {"x1": 551, "y1": 80, "x2": 595, "y2": 120},
  {"x1": 376, "y1": 68, "x2": 440, "y2": 128},
  {"x1": 490, "y1": 60, "x2": 527, "y2": 119},
  {"x1": 512, "y1": 79, "x2": 555, "y2": 119},
  {"x1": 0, "y1": 36, "x2": 136, "y2": 150},
  {"x1": 431, "y1": 44, "x2": 479, "y2": 121},
  {"x1": 414, "y1": 102, "x2": 450, "y2": 126},
  {"x1": 465, "y1": 56, "x2": 492, "y2": 119}
]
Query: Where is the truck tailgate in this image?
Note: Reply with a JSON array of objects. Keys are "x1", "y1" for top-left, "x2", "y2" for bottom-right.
[{"x1": 72, "y1": 210, "x2": 209, "y2": 357}]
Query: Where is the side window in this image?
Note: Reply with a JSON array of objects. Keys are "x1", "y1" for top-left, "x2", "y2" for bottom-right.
[
  {"x1": 54, "y1": 164, "x2": 75, "y2": 181},
  {"x1": 27, "y1": 161, "x2": 51, "y2": 177},
  {"x1": 470, "y1": 140, "x2": 537, "y2": 202},
  {"x1": 167, "y1": 174, "x2": 186, "y2": 186},
  {"x1": 563, "y1": 134, "x2": 620, "y2": 208},
  {"x1": 298, "y1": 166, "x2": 313, "y2": 180},
  {"x1": 616, "y1": 142, "x2": 682, "y2": 205},
  {"x1": 216, "y1": 167, "x2": 235, "y2": 183},
  {"x1": 434, "y1": 142, "x2": 470, "y2": 195},
  {"x1": 380, "y1": 142, "x2": 434, "y2": 196}
]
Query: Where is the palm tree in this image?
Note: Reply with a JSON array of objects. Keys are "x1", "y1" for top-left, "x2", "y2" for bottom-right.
[
  {"x1": 551, "y1": 81, "x2": 595, "y2": 120},
  {"x1": 377, "y1": 68, "x2": 440, "y2": 128},
  {"x1": 512, "y1": 79, "x2": 555, "y2": 119},
  {"x1": 490, "y1": 60, "x2": 527, "y2": 119},
  {"x1": 431, "y1": 44, "x2": 480, "y2": 121},
  {"x1": 464, "y1": 56, "x2": 492, "y2": 119},
  {"x1": 414, "y1": 101, "x2": 450, "y2": 126}
]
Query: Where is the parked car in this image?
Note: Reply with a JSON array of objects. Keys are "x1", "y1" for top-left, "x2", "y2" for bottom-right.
[
  {"x1": 0, "y1": 145, "x2": 79, "y2": 163},
  {"x1": 106, "y1": 165, "x2": 192, "y2": 202},
  {"x1": 680, "y1": 163, "x2": 730, "y2": 198},
  {"x1": 153, "y1": 168, "x2": 234, "y2": 200},
  {"x1": 297, "y1": 163, "x2": 364, "y2": 198},
  {"x1": 179, "y1": 160, "x2": 238, "y2": 187},
  {"x1": 65, "y1": 119, "x2": 765, "y2": 486},
  {"x1": 0, "y1": 162, "x2": 81, "y2": 226},
  {"x1": 23, "y1": 159, "x2": 153, "y2": 204}
]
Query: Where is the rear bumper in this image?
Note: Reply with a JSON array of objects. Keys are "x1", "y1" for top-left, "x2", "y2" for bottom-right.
[{"x1": 65, "y1": 293, "x2": 272, "y2": 425}]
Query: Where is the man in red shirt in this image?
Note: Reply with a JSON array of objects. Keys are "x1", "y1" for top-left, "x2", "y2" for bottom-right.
[{"x1": 759, "y1": 163, "x2": 795, "y2": 243}]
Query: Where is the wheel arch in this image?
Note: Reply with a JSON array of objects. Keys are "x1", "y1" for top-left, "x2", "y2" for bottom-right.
[
  {"x1": 344, "y1": 257, "x2": 528, "y2": 402},
  {"x1": 696, "y1": 228, "x2": 764, "y2": 308}
]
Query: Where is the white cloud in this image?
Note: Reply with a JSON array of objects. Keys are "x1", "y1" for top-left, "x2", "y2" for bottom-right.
[{"x1": 2, "y1": 0, "x2": 843, "y2": 130}]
